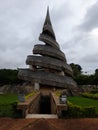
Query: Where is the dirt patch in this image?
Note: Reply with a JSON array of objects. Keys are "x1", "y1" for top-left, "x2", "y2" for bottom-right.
[
  {"x1": 0, "y1": 118, "x2": 98, "y2": 130},
  {"x1": 21, "y1": 118, "x2": 59, "y2": 130}
]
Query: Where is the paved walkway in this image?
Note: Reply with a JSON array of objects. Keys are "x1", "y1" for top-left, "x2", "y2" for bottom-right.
[{"x1": 26, "y1": 114, "x2": 58, "y2": 119}]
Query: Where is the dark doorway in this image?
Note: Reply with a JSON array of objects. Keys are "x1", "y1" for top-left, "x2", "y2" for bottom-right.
[{"x1": 39, "y1": 94, "x2": 51, "y2": 114}]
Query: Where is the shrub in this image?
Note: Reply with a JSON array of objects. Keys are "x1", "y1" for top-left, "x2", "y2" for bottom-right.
[
  {"x1": 82, "y1": 92, "x2": 98, "y2": 99},
  {"x1": 93, "y1": 94, "x2": 98, "y2": 99},
  {"x1": 54, "y1": 90, "x2": 61, "y2": 97},
  {"x1": 0, "y1": 102, "x2": 17, "y2": 117},
  {"x1": 25, "y1": 91, "x2": 37, "y2": 99},
  {"x1": 66, "y1": 101, "x2": 96, "y2": 118},
  {"x1": 91, "y1": 89, "x2": 98, "y2": 94},
  {"x1": 83, "y1": 107, "x2": 96, "y2": 117},
  {"x1": 0, "y1": 69, "x2": 24, "y2": 85}
]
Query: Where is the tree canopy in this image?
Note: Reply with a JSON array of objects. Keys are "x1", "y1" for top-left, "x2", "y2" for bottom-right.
[
  {"x1": 70, "y1": 63, "x2": 98, "y2": 85},
  {"x1": 0, "y1": 69, "x2": 24, "y2": 85},
  {"x1": 0, "y1": 65, "x2": 98, "y2": 85}
]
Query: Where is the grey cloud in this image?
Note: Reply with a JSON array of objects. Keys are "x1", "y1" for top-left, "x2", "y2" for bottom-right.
[
  {"x1": 79, "y1": 1, "x2": 98, "y2": 31},
  {"x1": 79, "y1": 53, "x2": 98, "y2": 74},
  {"x1": 52, "y1": 1, "x2": 73, "y2": 22},
  {"x1": 81, "y1": 53, "x2": 98, "y2": 63},
  {"x1": 0, "y1": 0, "x2": 97, "y2": 74}
]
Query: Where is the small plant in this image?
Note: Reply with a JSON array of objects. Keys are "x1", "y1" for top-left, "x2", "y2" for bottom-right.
[
  {"x1": 54, "y1": 90, "x2": 61, "y2": 97},
  {"x1": 25, "y1": 91, "x2": 37, "y2": 99},
  {"x1": 82, "y1": 92, "x2": 98, "y2": 99}
]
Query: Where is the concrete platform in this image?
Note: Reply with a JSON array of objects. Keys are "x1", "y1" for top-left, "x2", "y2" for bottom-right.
[{"x1": 26, "y1": 114, "x2": 58, "y2": 119}]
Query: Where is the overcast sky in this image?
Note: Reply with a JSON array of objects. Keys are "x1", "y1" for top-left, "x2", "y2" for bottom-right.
[{"x1": 0, "y1": 0, "x2": 98, "y2": 74}]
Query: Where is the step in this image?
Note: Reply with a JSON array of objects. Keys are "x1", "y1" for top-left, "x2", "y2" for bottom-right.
[{"x1": 26, "y1": 114, "x2": 58, "y2": 119}]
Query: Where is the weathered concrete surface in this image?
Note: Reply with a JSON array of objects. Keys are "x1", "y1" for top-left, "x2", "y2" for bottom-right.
[
  {"x1": 18, "y1": 69, "x2": 76, "y2": 88},
  {"x1": 17, "y1": 91, "x2": 68, "y2": 118},
  {"x1": 17, "y1": 92, "x2": 40, "y2": 118},
  {"x1": 33, "y1": 44, "x2": 66, "y2": 61},
  {"x1": 39, "y1": 34, "x2": 60, "y2": 49},
  {"x1": 51, "y1": 93, "x2": 67, "y2": 118},
  {"x1": 26, "y1": 55, "x2": 73, "y2": 77}
]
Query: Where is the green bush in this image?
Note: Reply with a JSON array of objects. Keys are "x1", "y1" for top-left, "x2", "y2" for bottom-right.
[
  {"x1": 93, "y1": 94, "x2": 98, "y2": 99},
  {"x1": 83, "y1": 107, "x2": 96, "y2": 117},
  {"x1": 66, "y1": 101, "x2": 96, "y2": 118},
  {"x1": 82, "y1": 92, "x2": 98, "y2": 99},
  {"x1": 91, "y1": 89, "x2": 98, "y2": 94},
  {"x1": 0, "y1": 102, "x2": 17, "y2": 117},
  {"x1": 25, "y1": 91, "x2": 37, "y2": 99},
  {"x1": 0, "y1": 69, "x2": 24, "y2": 85}
]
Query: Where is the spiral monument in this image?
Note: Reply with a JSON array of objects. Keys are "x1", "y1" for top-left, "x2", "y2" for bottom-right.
[{"x1": 18, "y1": 8, "x2": 78, "y2": 94}]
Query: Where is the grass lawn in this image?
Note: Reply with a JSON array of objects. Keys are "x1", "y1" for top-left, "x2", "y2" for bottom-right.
[
  {"x1": 0, "y1": 94, "x2": 18, "y2": 104},
  {"x1": 0, "y1": 91, "x2": 37, "y2": 104},
  {"x1": 68, "y1": 96, "x2": 98, "y2": 113}
]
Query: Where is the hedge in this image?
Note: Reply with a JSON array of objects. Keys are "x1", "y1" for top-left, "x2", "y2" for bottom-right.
[
  {"x1": 0, "y1": 102, "x2": 18, "y2": 117},
  {"x1": 91, "y1": 89, "x2": 98, "y2": 94},
  {"x1": 66, "y1": 101, "x2": 96, "y2": 118},
  {"x1": 82, "y1": 92, "x2": 98, "y2": 99}
]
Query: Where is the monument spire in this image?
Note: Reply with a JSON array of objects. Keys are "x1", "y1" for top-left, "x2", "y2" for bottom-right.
[
  {"x1": 44, "y1": 6, "x2": 52, "y2": 26},
  {"x1": 18, "y1": 8, "x2": 79, "y2": 96},
  {"x1": 42, "y1": 7, "x2": 56, "y2": 40}
]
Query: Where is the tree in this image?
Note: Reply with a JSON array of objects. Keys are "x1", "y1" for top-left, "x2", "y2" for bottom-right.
[
  {"x1": 93, "y1": 69, "x2": 98, "y2": 85},
  {"x1": 0, "y1": 69, "x2": 24, "y2": 85},
  {"x1": 95, "y1": 69, "x2": 98, "y2": 75},
  {"x1": 70, "y1": 63, "x2": 82, "y2": 77}
]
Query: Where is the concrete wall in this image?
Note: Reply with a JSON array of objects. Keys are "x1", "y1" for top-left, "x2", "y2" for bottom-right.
[
  {"x1": 51, "y1": 93, "x2": 57, "y2": 114},
  {"x1": 28, "y1": 93, "x2": 40, "y2": 114},
  {"x1": 17, "y1": 92, "x2": 41, "y2": 117},
  {"x1": 51, "y1": 92, "x2": 68, "y2": 118},
  {"x1": 17, "y1": 91, "x2": 67, "y2": 118},
  {"x1": 28, "y1": 91, "x2": 57, "y2": 115}
]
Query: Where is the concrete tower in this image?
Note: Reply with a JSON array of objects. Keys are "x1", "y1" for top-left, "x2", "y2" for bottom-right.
[{"x1": 18, "y1": 8, "x2": 78, "y2": 94}]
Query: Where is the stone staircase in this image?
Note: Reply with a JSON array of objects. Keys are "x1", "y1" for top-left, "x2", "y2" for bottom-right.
[{"x1": 26, "y1": 114, "x2": 58, "y2": 119}]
